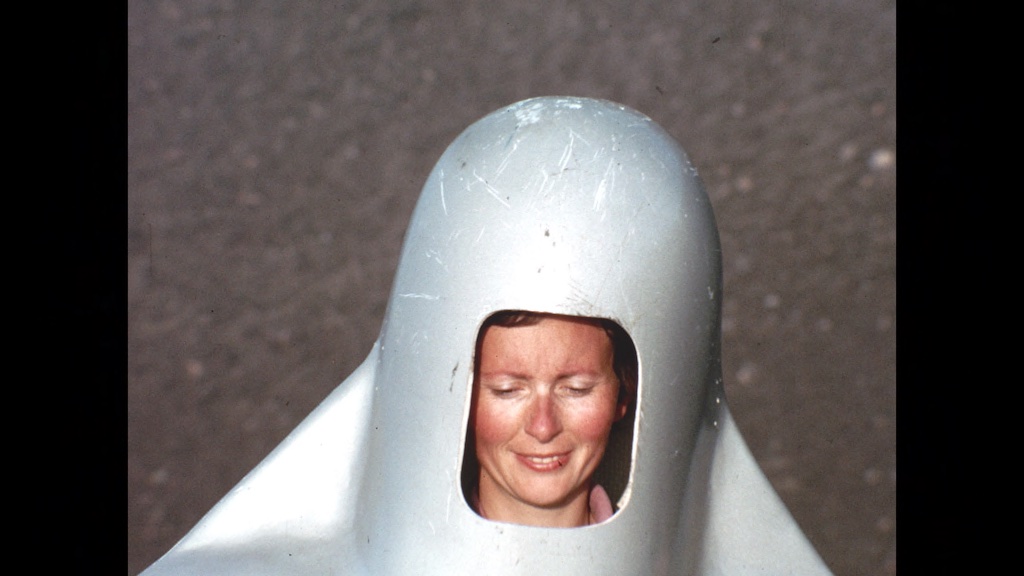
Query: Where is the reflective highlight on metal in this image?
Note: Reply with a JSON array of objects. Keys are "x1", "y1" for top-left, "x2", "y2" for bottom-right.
[{"x1": 141, "y1": 96, "x2": 833, "y2": 575}]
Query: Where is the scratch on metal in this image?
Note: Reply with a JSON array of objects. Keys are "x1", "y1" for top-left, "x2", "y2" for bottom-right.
[
  {"x1": 398, "y1": 293, "x2": 440, "y2": 300},
  {"x1": 425, "y1": 249, "x2": 447, "y2": 270},
  {"x1": 569, "y1": 128, "x2": 591, "y2": 148},
  {"x1": 558, "y1": 131, "x2": 576, "y2": 172},
  {"x1": 593, "y1": 158, "x2": 616, "y2": 213},
  {"x1": 439, "y1": 169, "x2": 448, "y2": 216},
  {"x1": 472, "y1": 169, "x2": 510, "y2": 207},
  {"x1": 494, "y1": 141, "x2": 519, "y2": 177}
]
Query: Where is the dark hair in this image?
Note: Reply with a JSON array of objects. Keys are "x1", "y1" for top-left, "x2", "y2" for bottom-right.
[{"x1": 479, "y1": 310, "x2": 638, "y2": 407}]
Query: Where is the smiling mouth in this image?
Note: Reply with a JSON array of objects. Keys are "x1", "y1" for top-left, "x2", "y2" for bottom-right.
[{"x1": 517, "y1": 453, "x2": 569, "y2": 471}]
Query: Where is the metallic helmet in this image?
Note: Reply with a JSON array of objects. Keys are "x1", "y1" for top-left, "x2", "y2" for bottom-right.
[{"x1": 141, "y1": 96, "x2": 832, "y2": 575}]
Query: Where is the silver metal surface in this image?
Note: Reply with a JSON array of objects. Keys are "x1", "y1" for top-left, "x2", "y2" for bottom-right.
[{"x1": 141, "y1": 96, "x2": 832, "y2": 575}]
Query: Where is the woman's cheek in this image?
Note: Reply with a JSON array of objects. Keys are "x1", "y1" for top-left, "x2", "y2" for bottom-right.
[
  {"x1": 475, "y1": 398, "x2": 516, "y2": 446},
  {"x1": 569, "y1": 399, "x2": 619, "y2": 441}
]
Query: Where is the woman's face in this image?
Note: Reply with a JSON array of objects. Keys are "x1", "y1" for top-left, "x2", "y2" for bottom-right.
[{"x1": 472, "y1": 316, "x2": 627, "y2": 524}]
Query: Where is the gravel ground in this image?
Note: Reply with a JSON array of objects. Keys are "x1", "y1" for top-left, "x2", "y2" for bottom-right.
[{"x1": 127, "y1": 1, "x2": 896, "y2": 574}]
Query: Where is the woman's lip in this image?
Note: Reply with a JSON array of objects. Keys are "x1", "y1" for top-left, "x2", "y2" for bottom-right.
[{"x1": 515, "y1": 452, "x2": 570, "y2": 472}]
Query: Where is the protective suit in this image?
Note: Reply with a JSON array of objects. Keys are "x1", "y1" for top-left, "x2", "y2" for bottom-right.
[{"x1": 141, "y1": 96, "x2": 832, "y2": 575}]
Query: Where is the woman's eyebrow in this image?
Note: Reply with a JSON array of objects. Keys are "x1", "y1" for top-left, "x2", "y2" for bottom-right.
[
  {"x1": 557, "y1": 373, "x2": 610, "y2": 385},
  {"x1": 478, "y1": 370, "x2": 530, "y2": 380}
]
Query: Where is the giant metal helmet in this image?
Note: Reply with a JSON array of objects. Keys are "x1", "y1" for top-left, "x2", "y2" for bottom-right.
[{"x1": 141, "y1": 96, "x2": 832, "y2": 575}]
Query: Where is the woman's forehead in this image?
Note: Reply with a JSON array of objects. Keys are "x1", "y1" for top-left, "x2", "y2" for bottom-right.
[
  {"x1": 480, "y1": 319, "x2": 613, "y2": 368},
  {"x1": 482, "y1": 316, "x2": 612, "y2": 346}
]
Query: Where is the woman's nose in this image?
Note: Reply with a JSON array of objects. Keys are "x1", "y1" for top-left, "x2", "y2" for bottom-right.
[{"x1": 525, "y1": 393, "x2": 562, "y2": 442}]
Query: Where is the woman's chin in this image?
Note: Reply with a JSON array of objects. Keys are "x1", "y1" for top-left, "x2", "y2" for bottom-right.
[{"x1": 514, "y1": 481, "x2": 586, "y2": 510}]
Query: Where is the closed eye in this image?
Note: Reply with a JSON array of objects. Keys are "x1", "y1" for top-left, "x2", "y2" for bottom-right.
[
  {"x1": 489, "y1": 387, "x2": 520, "y2": 398},
  {"x1": 481, "y1": 379, "x2": 526, "y2": 398},
  {"x1": 560, "y1": 382, "x2": 596, "y2": 396}
]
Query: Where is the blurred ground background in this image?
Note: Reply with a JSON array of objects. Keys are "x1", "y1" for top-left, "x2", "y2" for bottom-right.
[{"x1": 127, "y1": 1, "x2": 895, "y2": 574}]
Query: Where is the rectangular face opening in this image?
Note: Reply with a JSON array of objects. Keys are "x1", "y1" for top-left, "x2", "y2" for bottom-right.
[{"x1": 461, "y1": 310, "x2": 638, "y2": 528}]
